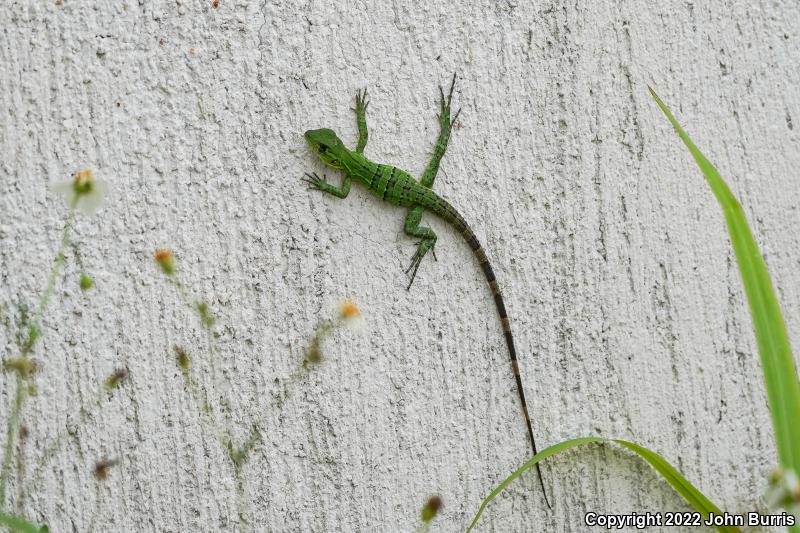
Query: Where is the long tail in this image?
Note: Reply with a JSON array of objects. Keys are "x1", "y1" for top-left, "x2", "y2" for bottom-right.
[{"x1": 433, "y1": 198, "x2": 551, "y2": 509}]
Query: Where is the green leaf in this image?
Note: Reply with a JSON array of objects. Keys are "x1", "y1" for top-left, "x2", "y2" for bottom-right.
[
  {"x1": 0, "y1": 511, "x2": 48, "y2": 533},
  {"x1": 649, "y1": 87, "x2": 800, "y2": 477},
  {"x1": 467, "y1": 437, "x2": 602, "y2": 531},
  {"x1": 612, "y1": 440, "x2": 740, "y2": 532},
  {"x1": 467, "y1": 437, "x2": 740, "y2": 533}
]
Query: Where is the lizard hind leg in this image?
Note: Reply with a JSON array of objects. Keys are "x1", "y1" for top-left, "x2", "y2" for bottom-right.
[{"x1": 403, "y1": 206, "x2": 437, "y2": 290}]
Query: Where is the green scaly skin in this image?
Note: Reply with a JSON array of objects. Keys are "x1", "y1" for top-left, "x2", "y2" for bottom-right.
[{"x1": 303, "y1": 74, "x2": 550, "y2": 508}]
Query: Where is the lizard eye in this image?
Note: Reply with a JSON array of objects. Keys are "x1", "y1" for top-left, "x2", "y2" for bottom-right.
[{"x1": 318, "y1": 144, "x2": 328, "y2": 154}]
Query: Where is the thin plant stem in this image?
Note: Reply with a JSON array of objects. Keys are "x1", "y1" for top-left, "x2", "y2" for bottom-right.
[
  {"x1": 23, "y1": 386, "x2": 107, "y2": 502},
  {"x1": 0, "y1": 378, "x2": 25, "y2": 507},
  {"x1": 167, "y1": 276, "x2": 232, "y2": 432},
  {"x1": 180, "y1": 368, "x2": 233, "y2": 454},
  {"x1": 168, "y1": 279, "x2": 220, "y2": 388},
  {"x1": 234, "y1": 466, "x2": 249, "y2": 533},
  {"x1": 181, "y1": 363, "x2": 255, "y2": 527},
  {"x1": 0, "y1": 197, "x2": 78, "y2": 508},
  {"x1": 14, "y1": 425, "x2": 27, "y2": 514},
  {"x1": 167, "y1": 277, "x2": 192, "y2": 312},
  {"x1": 33, "y1": 198, "x2": 78, "y2": 327}
]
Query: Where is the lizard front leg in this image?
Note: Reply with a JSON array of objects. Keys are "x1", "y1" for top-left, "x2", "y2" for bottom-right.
[
  {"x1": 354, "y1": 89, "x2": 369, "y2": 154},
  {"x1": 303, "y1": 172, "x2": 351, "y2": 199},
  {"x1": 403, "y1": 206, "x2": 437, "y2": 290},
  {"x1": 420, "y1": 73, "x2": 461, "y2": 188}
]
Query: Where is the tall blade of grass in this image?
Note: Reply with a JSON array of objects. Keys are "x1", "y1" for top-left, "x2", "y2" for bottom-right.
[
  {"x1": 649, "y1": 87, "x2": 800, "y2": 476},
  {"x1": 466, "y1": 437, "x2": 601, "y2": 532},
  {"x1": 466, "y1": 437, "x2": 740, "y2": 533},
  {"x1": 0, "y1": 511, "x2": 47, "y2": 533},
  {"x1": 612, "y1": 439, "x2": 732, "y2": 527}
]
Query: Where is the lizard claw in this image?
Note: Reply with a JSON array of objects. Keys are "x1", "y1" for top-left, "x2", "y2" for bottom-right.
[
  {"x1": 437, "y1": 73, "x2": 458, "y2": 128},
  {"x1": 412, "y1": 239, "x2": 438, "y2": 262},
  {"x1": 355, "y1": 88, "x2": 369, "y2": 113},
  {"x1": 446, "y1": 72, "x2": 457, "y2": 107},
  {"x1": 404, "y1": 251, "x2": 421, "y2": 274},
  {"x1": 405, "y1": 257, "x2": 422, "y2": 291},
  {"x1": 405, "y1": 240, "x2": 437, "y2": 289},
  {"x1": 450, "y1": 107, "x2": 462, "y2": 128},
  {"x1": 302, "y1": 172, "x2": 328, "y2": 190}
]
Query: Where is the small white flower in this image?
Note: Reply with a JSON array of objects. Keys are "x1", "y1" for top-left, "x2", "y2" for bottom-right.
[
  {"x1": 766, "y1": 467, "x2": 800, "y2": 509},
  {"x1": 50, "y1": 168, "x2": 107, "y2": 214}
]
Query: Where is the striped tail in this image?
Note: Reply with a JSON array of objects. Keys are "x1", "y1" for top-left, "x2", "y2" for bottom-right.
[{"x1": 433, "y1": 198, "x2": 551, "y2": 508}]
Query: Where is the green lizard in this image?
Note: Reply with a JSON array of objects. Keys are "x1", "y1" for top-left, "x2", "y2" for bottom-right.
[{"x1": 303, "y1": 74, "x2": 550, "y2": 508}]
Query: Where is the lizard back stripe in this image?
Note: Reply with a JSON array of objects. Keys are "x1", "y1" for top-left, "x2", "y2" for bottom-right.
[
  {"x1": 389, "y1": 168, "x2": 411, "y2": 206},
  {"x1": 368, "y1": 166, "x2": 381, "y2": 188},
  {"x1": 374, "y1": 165, "x2": 392, "y2": 199},
  {"x1": 382, "y1": 167, "x2": 399, "y2": 201}
]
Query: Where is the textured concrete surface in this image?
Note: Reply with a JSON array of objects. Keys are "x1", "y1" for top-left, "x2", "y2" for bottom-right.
[{"x1": 1, "y1": 1, "x2": 799, "y2": 531}]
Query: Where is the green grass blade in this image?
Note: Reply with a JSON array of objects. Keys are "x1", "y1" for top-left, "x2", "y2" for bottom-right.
[
  {"x1": 612, "y1": 440, "x2": 739, "y2": 533},
  {"x1": 466, "y1": 437, "x2": 603, "y2": 532},
  {"x1": 0, "y1": 511, "x2": 47, "y2": 533},
  {"x1": 467, "y1": 437, "x2": 739, "y2": 533},
  {"x1": 648, "y1": 87, "x2": 800, "y2": 475}
]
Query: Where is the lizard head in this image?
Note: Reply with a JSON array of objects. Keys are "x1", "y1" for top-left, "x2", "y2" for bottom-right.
[{"x1": 304, "y1": 128, "x2": 347, "y2": 170}]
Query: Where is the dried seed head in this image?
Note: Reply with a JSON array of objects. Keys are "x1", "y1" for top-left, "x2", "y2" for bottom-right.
[
  {"x1": 304, "y1": 339, "x2": 322, "y2": 366},
  {"x1": 421, "y1": 495, "x2": 443, "y2": 523},
  {"x1": 174, "y1": 346, "x2": 190, "y2": 370},
  {"x1": 105, "y1": 368, "x2": 129, "y2": 390},
  {"x1": 154, "y1": 249, "x2": 175, "y2": 275},
  {"x1": 93, "y1": 458, "x2": 119, "y2": 480}
]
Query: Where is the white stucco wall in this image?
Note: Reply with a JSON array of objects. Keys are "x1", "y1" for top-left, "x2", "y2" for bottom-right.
[{"x1": 1, "y1": 1, "x2": 799, "y2": 531}]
